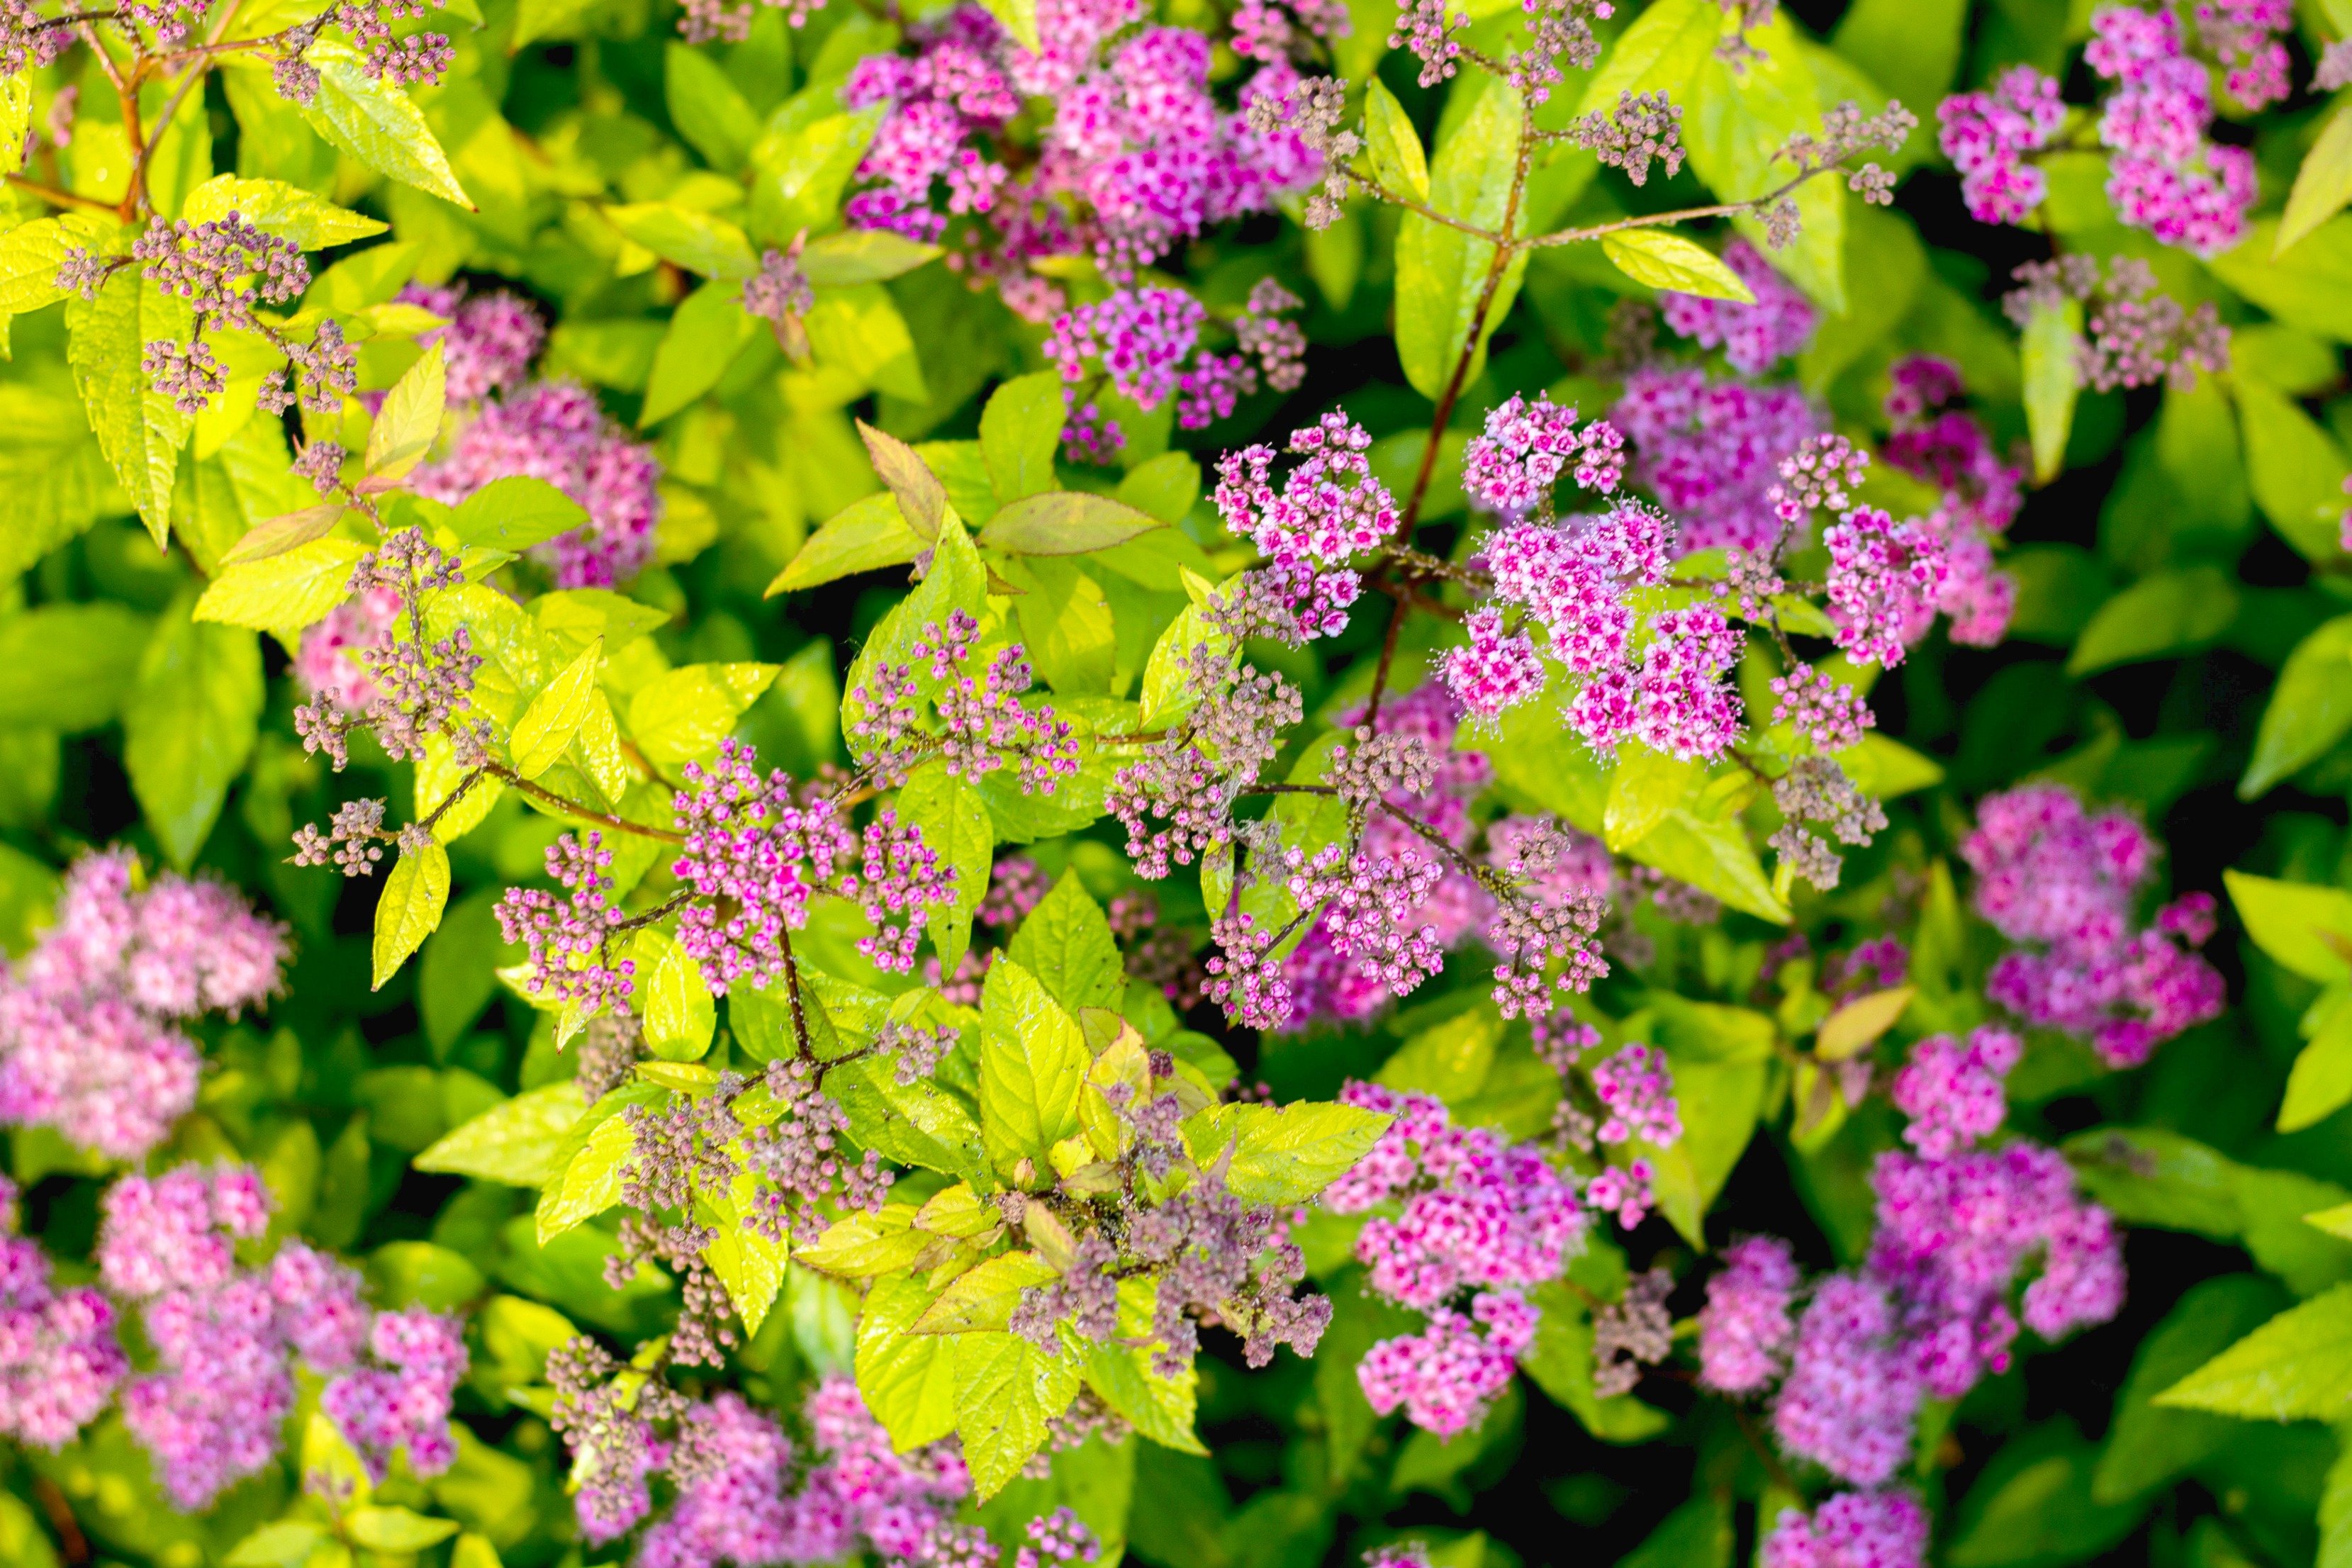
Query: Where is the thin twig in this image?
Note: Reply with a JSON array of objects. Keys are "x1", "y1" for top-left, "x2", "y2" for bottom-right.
[
  {"x1": 483, "y1": 763, "x2": 687, "y2": 844},
  {"x1": 4, "y1": 172, "x2": 117, "y2": 214}
]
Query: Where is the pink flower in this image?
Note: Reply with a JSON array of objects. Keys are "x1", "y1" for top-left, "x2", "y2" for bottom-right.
[
  {"x1": 1698, "y1": 1236, "x2": 1800, "y2": 1394},
  {"x1": 1659, "y1": 240, "x2": 1818, "y2": 373}
]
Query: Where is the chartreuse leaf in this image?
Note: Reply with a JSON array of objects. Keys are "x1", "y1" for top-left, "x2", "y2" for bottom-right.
[
  {"x1": 978, "y1": 958, "x2": 1090, "y2": 1177},
  {"x1": 898, "y1": 761, "x2": 992, "y2": 972},
  {"x1": 2066, "y1": 565, "x2": 2239, "y2": 676},
  {"x1": 859, "y1": 419, "x2": 948, "y2": 541},
  {"x1": 913, "y1": 1252, "x2": 1060, "y2": 1333},
  {"x1": 977, "y1": 0, "x2": 1040, "y2": 52},
  {"x1": 2021, "y1": 298, "x2": 2081, "y2": 483},
  {"x1": 446, "y1": 474, "x2": 589, "y2": 552},
  {"x1": 1006, "y1": 872, "x2": 1124, "y2": 1012},
  {"x1": 1180, "y1": 1102, "x2": 1394, "y2": 1206},
  {"x1": 1679, "y1": 9, "x2": 1843, "y2": 310},
  {"x1": 373, "y1": 839, "x2": 451, "y2": 990},
  {"x1": 2237, "y1": 376, "x2": 2351, "y2": 560},
  {"x1": 536, "y1": 1103, "x2": 642, "y2": 1243},
  {"x1": 641, "y1": 280, "x2": 758, "y2": 428},
  {"x1": 2157, "y1": 1283, "x2": 2352, "y2": 1420},
  {"x1": 220, "y1": 504, "x2": 345, "y2": 566},
  {"x1": 366, "y1": 342, "x2": 446, "y2": 480},
  {"x1": 770, "y1": 491, "x2": 926, "y2": 594},
  {"x1": 979, "y1": 371, "x2": 1065, "y2": 506},
  {"x1": 66, "y1": 270, "x2": 192, "y2": 544},
  {"x1": 298, "y1": 40, "x2": 471, "y2": 207},
  {"x1": 604, "y1": 202, "x2": 758, "y2": 279},
  {"x1": 0, "y1": 218, "x2": 76, "y2": 315},
  {"x1": 415, "y1": 1083, "x2": 587, "y2": 1187},
  {"x1": 1395, "y1": 79, "x2": 1525, "y2": 402},
  {"x1": 2225, "y1": 870, "x2": 2352, "y2": 984},
  {"x1": 181, "y1": 174, "x2": 386, "y2": 246},
  {"x1": 956, "y1": 1331, "x2": 1080, "y2": 1499},
  {"x1": 858, "y1": 1272, "x2": 961, "y2": 1451},
  {"x1": 510, "y1": 638, "x2": 603, "y2": 780},
  {"x1": 637, "y1": 927, "x2": 717, "y2": 1063},
  {"x1": 1599, "y1": 230, "x2": 1757, "y2": 301},
  {"x1": 225, "y1": 1521, "x2": 325, "y2": 1567},
  {"x1": 196, "y1": 537, "x2": 369, "y2": 633},
  {"x1": 979, "y1": 492, "x2": 1163, "y2": 555},
  {"x1": 799, "y1": 1205, "x2": 933, "y2": 1277},
  {"x1": 841, "y1": 517, "x2": 987, "y2": 757},
  {"x1": 1646, "y1": 1059, "x2": 1766, "y2": 1248},
  {"x1": 123, "y1": 593, "x2": 264, "y2": 869},
  {"x1": 1814, "y1": 986, "x2": 1915, "y2": 1060},
  {"x1": 346, "y1": 1507, "x2": 460, "y2": 1552},
  {"x1": 2242, "y1": 615, "x2": 2352, "y2": 798},
  {"x1": 2284, "y1": 989, "x2": 2352, "y2": 1133},
  {"x1": 800, "y1": 228, "x2": 943, "y2": 285},
  {"x1": 1363, "y1": 77, "x2": 1428, "y2": 202},
  {"x1": 628, "y1": 661, "x2": 781, "y2": 764},
  {"x1": 2282, "y1": 103, "x2": 2352, "y2": 257}
]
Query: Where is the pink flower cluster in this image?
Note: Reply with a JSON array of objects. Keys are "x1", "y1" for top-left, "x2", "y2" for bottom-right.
[
  {"x1": 1282, "y1": 690, "x2": 1495, "y2": 1026},
  {"x1": 1045, "y1": 281, "x2": 1306, "y2": 448},
  {"x1": 96, "y1": 1164, "x2": 455, "y2": 1507},
  {"x1": 1761, "y1": 1489, "x2": 1930, "y2": 1568},
  {"x1": 1325, "y1": 1082, "x2": 1584, "y2": 1435},
  {"x1": 1613, "y1": 367, "x2": 1822, "y2": 554},
  {"x1": 2195, "y1": 0, "x2": 2293, "y2": 109},
  {"x1": 670, "y1": 740, "x2": 955, "y2": 992},
  {"x1": 845, "y1": 1, "x2": 1315, "y2": 309},
  {"x1": 0, "y1": 849, "x2": 286, "y2": 1159},
  {"x1": 398, "y1": 283, "x2": 546, "y2": 404},
  {"x1": 1960, "y1": 784, "x2": 2225, "y2": 1066},
  {"x1": 415, "y1": 381, "x2": 662, "y2": 588},
  {"x1": 1658, "y1": 241, "x2": 1818, "y2": 376},
  {"x1": 1570, "y1": 603, "x2": 1746, "y2": 761},
  {"x1": 1936, "y1": 66, "x2": 2064, "y2": 225},
  {"x1": 1889, "y1": 1026, "x2": 2021, "y2": 1160},
  {"x1": 1696, "y1": 1235, "x2": 1801, "y2": 1395},
  {"x1": 2085, "y1": 4, "x2": 2257, "y2": 255},
  {"x1": 1460, "y1": 393, "x2": 1624, "y2": 514},
  {"x1": 0, "y1": 1178, "x2": 125, "y2": 1448},
  {"x1": 1878, "y1": 357, "x2": 2021, "y2": 647},
  {"x1": 1445, "y1": 498, "x2": 1675, "y2": 725},
  {"x1": 1823, "y1": 508, "x2": 1947, "y2": 668},
  {"x1": 1214, "y1": 412, "x2": 1397, "y2": 642}
]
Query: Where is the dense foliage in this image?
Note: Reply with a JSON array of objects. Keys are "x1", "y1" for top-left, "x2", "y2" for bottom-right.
[{"x1": 11, "y1": 0, "x2": 2352, "y2": 1562}]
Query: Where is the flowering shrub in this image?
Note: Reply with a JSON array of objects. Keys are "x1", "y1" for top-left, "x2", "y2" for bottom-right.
[{"x1": 9, "y1": 0, "x2": 2352, "y2": 1562}]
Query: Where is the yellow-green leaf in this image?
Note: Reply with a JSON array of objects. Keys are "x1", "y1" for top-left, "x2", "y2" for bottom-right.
[
  {"x1": 194, "y1": 537, "x2": 369, "y2": 632},
  {"x1": 1600, "y1": 230, "x2": 1757, "y2": 302},
  {"x1": 366, "y1": 342, "x2": 446, "y2": 479},
  {"x1": 509, "y1": 637, "x2": 601, "y2": 780},
  {"x1": 1815, "y1": 985, "x2": 1915, "y2": 1060},
  {"x1": 1364, "y1": 77, "x2": 1428, "y2": 203},
  {"x1": 2022, "y1": 298, "x2": 2081, "y2": 483},
  {"x1": 373, "y1": 839, "x2": 452, "y2": 990},
  {"x1": 2281, "y1": 101, "x2": 2352, "y2": 258}
]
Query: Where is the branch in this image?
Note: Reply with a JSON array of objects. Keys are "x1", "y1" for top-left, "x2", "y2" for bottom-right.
[
  {"x1": 482, "y1": 763, "x2": 688, "y2": 845},
  {"x1": 1522, "y1": 161, "x2": 1837, "y2": 251},
  {"x1": 4, "y1": 172, "x2": 118, "y2": 215}
]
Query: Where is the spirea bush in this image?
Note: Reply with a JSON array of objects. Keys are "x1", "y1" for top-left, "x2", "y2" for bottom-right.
[{"x1": 9, "y1": 0, "x2": 2352, "y2": 1562}]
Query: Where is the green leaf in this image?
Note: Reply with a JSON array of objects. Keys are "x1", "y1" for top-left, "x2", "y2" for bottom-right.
[
  {"x1": 1116, "y1": 452, "x2": 1201, "y2": 525},
  {"x1": 2242, "y1": 615, "x2": 2352, "y2": 797},
  {"x1": 366, "y1": 341, "x2": 446, "y2": 479},
  {"x1": 1363, "y1": 77, "x2": 1428, "y2": 202},
  {"x1": 123, "y1": 595, "x2": 264, "y2": 869},
  {"x1": 1006, "y1": 871, "x2": 1125, "y2": 1012},
  {"x1": 194, "y1": 537, "x2": 369, "y2": 632},
  {"x1": 1622, "y1": 808, "x2": 1790, "y2": 924},
  {"x1": 603, "y1": 202, "x2": 758, "y2": 280},
  {"x1": 830, "y1": 1055, "x2": 990, "y2": 1180},
  {"x1": 446, "y1": 474, "x2": 590, "y2": 553},
  {"x1": 2158, "y1": 1284, "x2": 2352, "y2": 1420},
  {"x1": 664, "y1": 42, "x2": 761, "y2": 171},
  {"x1": 1645, "y1": 1059, "x2": 1766, "y2": 1248},
  {"x1": 2212, "y1": 218, "x2": 2352, "y2": 342},
  {"x1": 1945, "y1": 1430, "x2": 2145, "y2": 1568},
  {"x1": 898, "y1": 761, "x2": 992, "y2": 972},
  {"x1": 373, "y1": 840, "x2": 452, "y2": 990},
  {"x1": 2022, "y1": 298, "x2": 2081, "y2": 485},
  {"x1": 220, "y1": 503, "x2": 346, "y2": 566},
  {"x1": 769, "y1": 491, "x2": 926, "y2": 593},
  {"x1": 2226, "y1": 870, "x2": 2352, "y2": 984},
  {"x1": 1679, "y1": 10, "x2": 1844, "y2": 310},
  {"x1": 1599, "y1": 230, "x2": 1757, "y2": 301},
  {"x1": 912, "y1": 1252, "x2": 1060, "y2": 1333},
  {"x1": 801, "y1": 228, "x2": 944, "y2": 285},
  {"x1": 2066, "y1": 564, "x2": 2241, "y2": 676},
  {"x1": 2285, "y1": 992, "x2": 2352, "y2": 1133},
  {"x1": 1815, "y1": 985, "x2": 1915, "y2": 1060},
  {"x1": 345, "y1": 1506, "x2": 461, "y2": 1552},
  {"x1": 298, "y1": 40, "x2": 471, "y2": 207},
  {"x1": 1395, "y1": 79, "x2": 1526, "y2": 402},
  {"x1": 369, "y1": 1239, "x2": 488, "y2": 1310},
  {"x1": 702, "y1": 1197, "x2": 786, "y2": 1334},
  {"x1": 858, "y1": 1272, "x2": 961, "y2": 1451},
  {"x1": 1518, "y1": 1281, "x2": 1674, "y2": 1441},
  {"x1": 642, "y1": 281, "x2": 760, "y2": 427},
  {"x1": 0, "y1": 604, "x2": 153, "y2": 730},
  {"x1": 978, "y1": 958, "x2": 1091, "y2": 1175},
  {"x1": 841, "y1": 519, "x2": 987, "y2": 758},
  {"x1": 858, "y1": 418, "x2": 948, "y2": 541},
  {"x1": 510, "y1": 637, "x2": 603, "y2": 780},
  {"x1": 180, "y1": 174, "x2": 387, "y2": 246},
  {"x1": 534, "y1": 1106, "x2": 640, "y2": 1243},
  {"x1": 808, "y1": 281, "x2": 928, "y2": 400},
  {"x1": 1180, "y1": 1101, "x2": 1393, "y2": 1206},
  {"x1": 66, "y1": 271, "x2": 192, "y2": 544},
  {"x1": 2237, "y1": 376, "x2": 2351, "y2": 560},
  {"x1": 980, "y1": 371, "x2": 1066, "y2": 507},
  {"x1": 2093, "y1": 1274, "x2": 2293, "y2": 1503},
  {"x1": 627, "y1": 661, "x2": 781, "y2": 764},
  {"x1": 956, "y1": 1331, "x2": 1080, "y2": 1499},
  {"x1": 1618, "y1": 1496, "x2": 1732, "y2": 1568},
  {"x1": 1376, "y1": 1009, "x2": 1503, "y2": 1102},
  {"x1": 639, "y1": 929, "x2": 717, "y2": 1063},
  {"x1": 2281, "y1": 102, "x2": 2352, "y2": 257},
  {"x1": 225, "y1": 1521, "x2": 327, "y2": 1567},
  {"x1": 980, "y1": 491, "x2": 1163, "y2": 555},
  {"x1": 0, "y1": 218, "x2": 74, "y2": 315},
  {"x1": 415, "y1": 1082, "x2": 587, "y2": 1187},
  {"x1": 1082, "y1": 1275, "x2": 1206, "y2": 1454}
]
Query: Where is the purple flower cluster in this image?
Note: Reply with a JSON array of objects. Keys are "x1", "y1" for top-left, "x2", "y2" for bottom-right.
[
  {"x1": 1889, "y1": 1026, "x2": 2021, "y2": 1160},
  {"x1": 2085, "y1": 4, "x2": 2256, "y2": 255},
  {"x1": 415, "y1": 381, "x2": 662, "y2": 588},
  {"x1": 2195, "y1": 0, "x2": 2293, "y2": 108},
  {"x1": 1658, "y1": 240, "x2": 1818, "y2": 376},
  {"x1": 1937, "y1": 66, "x2": 2065, "y2": 226},
  {"x1": 1960, "y1": 783, "x2": 2224, "y2": 1066},
  {"x1": 1044, "y1": 281, "x2": 1304, "y2": 446},
  {"x1": 1326, "y1": 1082, "x2": 1584, "y2": 1435},
  {"x1": 1823, "y1": 507, "x2": 1948, "y2": 668},
  {"x1": 399, "y1": 283, "x2": 547, "y2": 404},
  {"x1": 1769, "y1": 663, "x2": 1875, "y2": 753},
  {"x1": 1213, "y1": 412, "x2": 1397, "y2": 643},
  {"x1": 0, "y1": 1178, "x2": 125, "y2": 1449},
  {"x1": 1696, "y1": 1235, "x2": 1801, "y2": 1394},
  {"x1": 1878, "y1": 357, "x2": 2022, "y2": 647},
  {"x1": 2003, "y1": 254, "x2": 2230, "y2": 395},
  {"x1": 319, "y1": 1308, "x2": 468, "y2": 1482},
  {"x1": 496, "y1": 831, "x2": 639, "y2": 1011},
  {"x1": 0, "y1": 849, "x2": 286, "y2": 1159},
  {"x1": 848, "y1": 613, "x2": 1079, "y2": 793},
  {"x1": 294, "y1": 586, "x2": 404, "y2": 716},
  {"x1": 1761, "y1": 1489, "x2": 1930, "y2": 1568},
  {"x1": 1460, "y1": 392, "x2": 1625, "y2": 514},
  {"x1": 1613, "y1": 367, "x2": 1822, "y2": 554}
]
